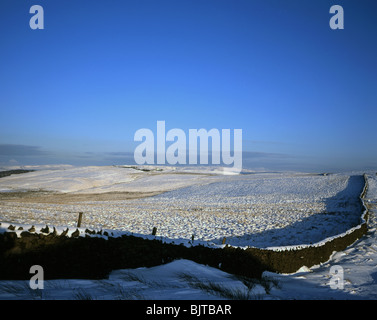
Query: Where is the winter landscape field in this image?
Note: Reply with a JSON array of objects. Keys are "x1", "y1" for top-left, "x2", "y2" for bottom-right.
[{"x1": 0, "y1": 166, "x2": 376, "y2": 300}]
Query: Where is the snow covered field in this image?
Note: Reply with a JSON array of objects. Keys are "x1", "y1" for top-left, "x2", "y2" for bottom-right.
[
  {"x1": 0, "y1": 166, "x2": 376, "y2": 300},
  {"x1": 0, "y1": 166, "x2": 365, "y2": 248}
]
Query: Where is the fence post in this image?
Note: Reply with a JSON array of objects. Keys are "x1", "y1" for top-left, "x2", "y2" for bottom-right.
[{"x1": 77, "y1": 212, "x2": 83, "y2": 228}]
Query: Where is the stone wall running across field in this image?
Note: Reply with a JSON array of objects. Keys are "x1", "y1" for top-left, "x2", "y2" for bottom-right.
[{"x1": 0, "y1": 175, "x2": 370, "y2": 280}]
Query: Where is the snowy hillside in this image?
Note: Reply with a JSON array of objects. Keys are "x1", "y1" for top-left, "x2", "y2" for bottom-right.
[
  {"x1": 0, "y1": 166, "x2": 365, "y2": 248},
  {"x1": 0, "y1": 167, "x2": 376, "y2": 300}
]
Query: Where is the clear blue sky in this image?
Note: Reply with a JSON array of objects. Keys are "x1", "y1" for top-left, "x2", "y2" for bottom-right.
[{"x1": 1, "y1": 0, "x2": 376, "y2": 171}]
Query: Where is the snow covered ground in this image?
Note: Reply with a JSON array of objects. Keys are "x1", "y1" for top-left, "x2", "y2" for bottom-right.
[
  {"x1": 0, "y1": 166, "x2": 376, "y2": 300},
  {"x1": 265, "y1": 173, "x2": 377, "y2": 299},
  {"x1": 0, "y1": 166, "x2": 365, "y2": 248},
  {"x1": 0, "y1": 165, "x2": 218, "y2": 194}
]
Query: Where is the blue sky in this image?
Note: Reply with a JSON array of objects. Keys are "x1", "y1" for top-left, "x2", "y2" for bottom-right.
[{"x1": 0, "y1": 0, "x2": 376, "y2": 171}]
